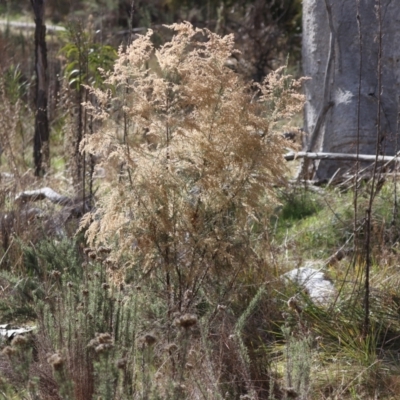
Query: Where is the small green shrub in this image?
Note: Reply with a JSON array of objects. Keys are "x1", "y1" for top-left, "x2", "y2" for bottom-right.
[{"x1": 278, "y1": 190, "x2": 322, "y2": 223}]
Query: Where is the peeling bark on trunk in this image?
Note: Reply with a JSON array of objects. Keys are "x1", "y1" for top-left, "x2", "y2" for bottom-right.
[
  {"x1": 31, "y1": 0, "x2": 49, "y2": 177},
  {"x1": 302, "y1": 0, "x2": 400, "y2": 182}
]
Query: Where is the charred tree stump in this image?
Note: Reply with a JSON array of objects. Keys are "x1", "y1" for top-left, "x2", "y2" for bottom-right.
[{"x1": 31, "y1": 0, "x2": 50, "y2": 177}]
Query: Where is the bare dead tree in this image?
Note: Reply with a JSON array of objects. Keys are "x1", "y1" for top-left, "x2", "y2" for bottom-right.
[{"x1": 31, "y1": 0, "x2": 50, "y2": 177}]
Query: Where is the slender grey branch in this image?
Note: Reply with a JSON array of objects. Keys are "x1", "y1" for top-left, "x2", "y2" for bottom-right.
[{"x1": 285, "y1": 151, "x2": 399, "y2": 163}]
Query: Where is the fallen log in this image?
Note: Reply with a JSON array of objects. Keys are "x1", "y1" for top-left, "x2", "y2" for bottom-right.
[
  {"x1": 284, "y1": 151, "x2": 400, "y2": 163},
  {"x1": 0, "y1": 324, "x2": 35, "y2": 340},
  {"x1": 15, "y1": 187, "x2": 72, "y2": 206},
  {"x1": 0, "y1": 19, "x2": 65, "y2": 33}
]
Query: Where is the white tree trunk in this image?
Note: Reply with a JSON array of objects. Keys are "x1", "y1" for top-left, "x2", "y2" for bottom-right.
[{"x1": 302, "y1": 0, "x2": 400, "y2": 181}]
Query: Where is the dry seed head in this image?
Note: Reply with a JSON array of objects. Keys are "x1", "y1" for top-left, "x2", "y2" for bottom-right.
[
  {"x1": 88, "y1": 333, "x2": 114, "y2": 350},
  {"x1": 155, "y1": 371, "x2": 163, "y2": 380},
  {"x1": 82, "y1": 288, "x2": 89, "y2": 296},
  {"x1": 95, "y1": 343, "x2": 113, "y2": 353},
  {"x1": 188, "y1": 348, "x2": 197, "y2": 358},
  {"x1": 95, "y1": 344, "x2": 106, "y2": 353},
  {"x1": 47, "y1": 353, "x2": 64, "y2": 371},
  {"x1": 175, "y1": 313, "x2": 198, "y2": 329},
  {"x1": 217, "y1": 304, "x2": 227, "y2": 311},
  {"x1": 287, "y1": 296, "x2": 302, "y2": 313},
  {"x1": 140, "y1": 333, "x2": 157, "y2": 347},
  {"x1": 174, "y1": 383, "x2": 187, "y2": 393},
  {"x1": 11, "y1": 334, "x2": 28, "y2": 347},
  {"x1": 88, "y1": 252, "x2": 97, "y2": 260},
  {"x1": 51, "y1": 270, "x2": 61, "y2": 279},
  {"x1": 165, "y1": 343, "x2": 178, "y2": 353},
  {"x1": 2, "y1": 346, "x2": 16, "y2": 357},
  {"x1": 97, "y1": 333, "x2": 113, "y2": 344},
  {"x1": 83, "y1": 247, "x2": 93, "y2": 255},
  {"x1": 98, "y1": 246, "x2": 112, "y2": 254},
  {"x1": 67, "y1": 281, "x2": 73, "y2": 288},
  {"x1": 116, "y1": 358, "x2": 127, "y2": 369},
  {"x1": 184, "y1": 289, "x2": 193, "y2": 300},
  {"x1": 283, "y1": 387, "x2": 298, "y2": 399},
  {"x1": 102, "y1": 283, "x2": 110, "y2": 290}
]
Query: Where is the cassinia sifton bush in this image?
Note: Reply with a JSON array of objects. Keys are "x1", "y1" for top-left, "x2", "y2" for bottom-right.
[{"x1": 81, "y1": 22, "x2": 304, "y2": 309}]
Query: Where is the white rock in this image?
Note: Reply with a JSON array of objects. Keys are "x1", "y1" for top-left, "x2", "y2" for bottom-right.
[{"x1": 282, "y1": 265, "x2": 336, "y2": 305}]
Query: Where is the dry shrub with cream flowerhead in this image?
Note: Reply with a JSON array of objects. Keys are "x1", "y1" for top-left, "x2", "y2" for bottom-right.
[{"x1": 81, "y1": 22, "x2": 304, "y2": 309}]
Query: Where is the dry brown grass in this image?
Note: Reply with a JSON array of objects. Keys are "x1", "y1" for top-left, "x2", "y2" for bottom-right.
[{"x1": 81, "y1": 21, "x2": 303, "y2": 303}]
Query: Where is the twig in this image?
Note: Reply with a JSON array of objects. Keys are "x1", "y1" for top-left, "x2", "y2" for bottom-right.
[
  {"x1": 354, "y1": 0, "x2": 363, "y2": 257},
  {"x1": 326, "y1": 168, "x2": 341, "y2": 188},
  {"x1": 363, "y1": 0, "x2": 384, "y2": 338}
]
